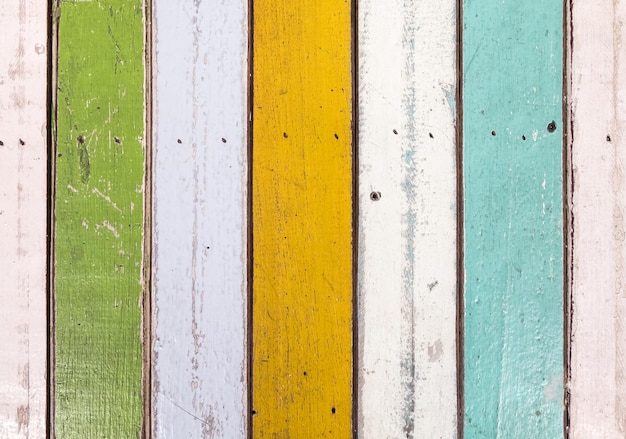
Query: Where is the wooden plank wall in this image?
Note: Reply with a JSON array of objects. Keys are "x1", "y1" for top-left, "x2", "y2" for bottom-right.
[
  {"x1": 6, "y1": 1, "x2": 626, "y2": 437},
  {"x1": 569, "y1": 0, "x2": 626, "y2": 437},
  {"x1": 462, "y1": 1, "x2": 565, "y2": 437},
  {"x1": 150, "y1": 0, "x2": 248, "y2": 437},
  {"x1": 251, "y1": 0, "x2": 354, "y2": 436},
  {"x1": 53, "y1": 0, "x2": 146, "y2": 436},
  {"x1": 0, "y1": 1, "x2": 48, "y2": 437},
  {"x1": 357, "y1": 0, "x2": 458, "y2": 437}
]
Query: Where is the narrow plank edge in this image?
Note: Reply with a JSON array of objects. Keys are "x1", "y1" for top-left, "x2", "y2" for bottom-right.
[{"x1": 0, "y1": 0, "x2": 48, "y2": 437}]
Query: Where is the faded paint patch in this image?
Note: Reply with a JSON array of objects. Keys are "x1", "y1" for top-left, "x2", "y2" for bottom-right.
[
  {"x1": 543, "y1": 375, "x2": 562, "y2": 402},
  {"x1": 16, "y1": 405, "x2": 29, "y2": 434},
  {"x1": 427, "y1": 339, "x2": 443, "y2": 363}
]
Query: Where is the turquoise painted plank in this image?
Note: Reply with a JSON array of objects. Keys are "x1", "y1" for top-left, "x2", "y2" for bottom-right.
[{"x1": 462, "y1": 1, "x2": 564, "y2": 438}]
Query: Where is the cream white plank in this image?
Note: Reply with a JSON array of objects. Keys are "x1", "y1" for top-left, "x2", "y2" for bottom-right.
[
  {"x1": 357, "y1": 1, "x2": 458, "y2": 437},
  {"x1": 0, "y1": 1, "x2": 47, "y2": 438},
  {"x1": 570, "y1": 0, "x2": 626, "y2": 437},
  {"x1": 151, "y1": 0, "x2": 248, "y2": 437}
]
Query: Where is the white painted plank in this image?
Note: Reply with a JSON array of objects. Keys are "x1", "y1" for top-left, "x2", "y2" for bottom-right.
[
  {"x1": 357, "y1": 2, "x2": 458, "y2": 437},
  {"x1": 151, "y1": 1, "x2": 248, "y2": 437},
  {"x1": 0, "y1": 1, "x2": 47, "y2": 438},
  {"x1": 570, "y1": 0, "x2": 626, "y2": 437}
]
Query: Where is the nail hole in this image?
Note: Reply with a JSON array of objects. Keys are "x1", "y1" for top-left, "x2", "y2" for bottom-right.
[
  {"x1": 114, "y1": 136, "x2": 121, "y2": 144},
  {"x1": 331, "y1": 407, "x2": 336, "y2": 414},
  {"x1": 57, "y1": 153, "x2": 62, "y2": 157},
  {"x1": 222, "y1": 138, "x2": 227, "y2": 143},
  {"x1": 283, "y1": 132, "x2": 288, "y2": 138},
  {"x1": 429, "y1": 132, "x2": 434, "y2": 139},
  {"x1": 334, "y1": 133, "x2": 339, "y2": 139},
  {"x1": 393, "y1": 129, "x2": 398, "y2": 135},
  {"x1": 547, "y1": 120, "x2": 557, "y2": 133},
  {"x1": 522, "y1": 135, "x2": 526, "y2": 141},
  {"x1": 77, "y1": 135, "x2": 85, "y2": 144},
  {"x1": 370, "y1": 191, "x2": 381, "y2": 201},
  {"x1": 607, "y1": 135, "x2": 612, "y2": 142},
  {"x1": 19, "y1": 139, "x2": 25, "y2": 146},
  {"x1": 303, "y1": 371, "x2": 307, "y2": 376},
  {"x1": 177, "y1": 139, "x2": 182, "y2": 144},
  {"x1": 491, "y1": 130, "x2": 496, "y2": 136},
  {"x1": 251, "y1": 410, "x2": 257, "y2": 415},
  {"x1": 0, "y1": 140, "x2": 4, "y2": 146}
]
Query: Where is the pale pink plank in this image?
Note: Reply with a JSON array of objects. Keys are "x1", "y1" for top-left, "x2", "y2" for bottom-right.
[{"x1": 570, "y1": 0, "x2": 626, "y2": 436}]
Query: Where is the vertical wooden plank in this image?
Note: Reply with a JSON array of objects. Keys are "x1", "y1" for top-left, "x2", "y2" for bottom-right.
[
  {"x1": 462, "y1": 1, "x2": 564, "y2": 437},
  {"x1": 0, "y1": 1, "x2": 47, "y2": 437},
  {"x1": 569, "y1": 0, "x2": 626, "y2": 436},
  {"x1": 151, "y1": 0, "x2": 248, "y2": 436},
  {"x1": 357, "y1": 0, "x2": 457, "y2": 437},
  {"x1": 252, "y1": 0, "x2": 353, "y2": 436},
  {"x1": 53, "y1": 0, "x2": 146, "y2": 436}
]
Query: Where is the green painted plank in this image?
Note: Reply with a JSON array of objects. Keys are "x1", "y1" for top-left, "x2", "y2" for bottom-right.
[
  {"x1": 462, "y1": 2, "x2": 564, "y2": 438},
  {"x1": 53, "y1": 1, "x2": 146, "y2": 437}
]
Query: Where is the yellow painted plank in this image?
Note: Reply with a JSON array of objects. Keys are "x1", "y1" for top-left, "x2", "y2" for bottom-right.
[{"x1": 252, "y1": 0, "x2": 354, "y2": 436}]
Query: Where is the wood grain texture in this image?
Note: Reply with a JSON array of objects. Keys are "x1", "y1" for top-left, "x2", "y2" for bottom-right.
[
  {"x1": 151, "y1": 0, "x2": 248, "y2": 437},
  {"x1": 569, "y1": 0, "x2": 626, "y2": 436},
  {"x1": 462, "y1": 1, "x2": 564, "y2": 437},
  {"x1": 252, "y1": 0, "x2": 353, "y2": 436},
  {"x1": 0, "y1": 1, "x2": 47, "y2": 437},
  {"x1": 53, "y1": 0, "x2": 146, "y2": 436},
  {"x1": 357, "y1": 0, "x2": 458, "y2": 437}
]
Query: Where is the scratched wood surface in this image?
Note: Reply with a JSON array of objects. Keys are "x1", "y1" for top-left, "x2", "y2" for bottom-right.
[
  {"x1": 357, "y1": 0, "x2": 458, "y2": 437},
  {"x1": 53, "y1": 0, "x2": 146, "y2": 436},
  {"x1": 151, "y1": 0, "x2": 248, "y2": 437},
  {"x1": 0, "y1": 1, "x2": 47, "y2": 437},
  {"x1": 463, "y1": 1, "x2": 564, "y2": 437},
  {"x1": 252, "y1": 0, "x2": 354, "y2": 436},
  {"x1": 569, "y1": 0, "x2": 626, "y2": 436}
]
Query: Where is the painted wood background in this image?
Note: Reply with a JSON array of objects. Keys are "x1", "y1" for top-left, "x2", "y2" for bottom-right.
[
  {"x1": 0, "y1": 1, "x2": 48, "y2": 437},
  {"x1": 3, "y1": 0, "x2": 626, "y2": 437}
]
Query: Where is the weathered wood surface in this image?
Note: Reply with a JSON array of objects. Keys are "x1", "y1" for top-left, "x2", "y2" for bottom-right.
[
  {"x1": 151, "y1": 0, "x2": 248, "y2": 437},
  {"x1": 53, "y1": 0, "x2": 146, "y2": 436},
  {"x1": 252, "y1": 0, "x2": 354, "y2": 436},
  {"x1": 357, "y1": 0, "x2": 458, "y2": 436},
  {"x1": 0, "y1": 1, "x2": 47, "y2": 437},
  {"x1": 462, "y1": 1, "x2": 564, "y2": 437},
  {"x1": 569, "y1": 0, "x2": 626, "y2": 436}
]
